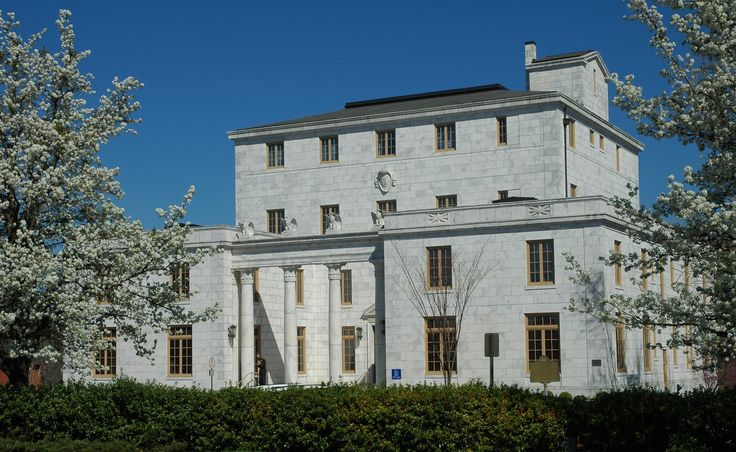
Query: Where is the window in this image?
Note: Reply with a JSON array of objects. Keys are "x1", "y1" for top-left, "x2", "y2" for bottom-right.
[
  {"x1": 527, "y1": 240, "x2": 555, "y2": 285},
  {"x1": 643, "y1": 325, "x2": 654, "y2": 372},
  {"x1": 296, "y1": 269, "x2": 304, "y2": 305},
  {"x1": 684, "y1": 263, "x2": 690, "y2": 290},
  {"x1": 340, "y1": 269, "x2": 352, "y2": 305},
  {"x1": 435, "y1": 123, "x2": 456, "y2": 151},
  {"x1": 425, "y1": 316, "x2": 457, "y2": 374},
  {"x1": 267, "y1": 142, "x2": 284, "y2": 168},
  {"x1": 320, "y1": 136, "x2": 339, "y2": 162},
  {"x1": 599, "y1": 135, "x2": 605, "y2": 152},
  {"x1": 568, "y1": 120, "x2": 576, "y2": 148},
  {"x1": 615, "y1": 322, "x2": 626, "y2": 373},
  {"x1": 497, "y1": 117, "x2": 508, "y2": 146},
  {"x1": 427, "y1": 246, "x2": 452, "y2": 289},
  {"x1": 497, "y1": 190, "x2": 509, "y2": 200},
  {"x1": 589, "y1": 129, "x2": 595, "y2": 146},
  {"x1": 320, "y1": 204, "x2": 339, "y2": 234},
  {"x1": 170, "y1": 263, "x2": 190, "y2": 301},
  {"x1": 616, "y1": 145, "x2": 622, "y2": 172},
  {"x1": 672, "y1": 326, "x2": 679, "y2": 367},
  {"x1": 297, "y1": 326, "x2": 306, "y2": 374},
  {"x1": 376, "y1": 199, "x2": 397, "y2": 213},
  {"x1": 267, "y1": 209, "x2": 285, "y2": 234},
  {"x1": 342, "y1": 326, "x2": 356, "y2": 373},
  {"x1": 614, "y1": 241, "x2": 623, "y2": 286},
  {"x1": 593, "y1": 68, "x2": 597, "y2": 96},
  {"x1": 525, "y1": 313, "x2": 560, "y2": 370},
  {"x1": 253, "y1": 269, "x2": 260, "y2": 302},
  {"x1": 376, "y1": 130, "x2": 396, "y2": 157},
  {"x1": 168, "y1": 325, "x2": 192, "y2": 377},
  {"x1": 670, "y1": 259, "x2": 675, "y2": 288},
  {"x1": 436, "y1": 195, "x2": 457, "y2": 208},
  {"x1": 570, "y1": 184, "x2": 577, "y2": 198},
  {"x1": 641, "y1": 249, "x2": 649, "y2": 290},
  {"x1": 94, "y1": 328, "x2": 116, "y2": 378}
]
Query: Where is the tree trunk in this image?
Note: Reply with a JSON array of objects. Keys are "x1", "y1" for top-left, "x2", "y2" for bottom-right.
[{"x1": 1, "y1": 357, "x2": 31, "y2": 387}]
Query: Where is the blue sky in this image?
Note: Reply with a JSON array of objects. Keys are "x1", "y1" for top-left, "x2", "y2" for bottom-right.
[{"x1": 4, "y1": 1, "x2": 698, "y2": 227}]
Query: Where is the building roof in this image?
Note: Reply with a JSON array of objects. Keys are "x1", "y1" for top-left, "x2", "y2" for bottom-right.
[
  {"x1": 533, "y1": 49, "x2": 595, "y2": 63},
  {"x1": 236, "y1": 84, "x2": 550, "y2": 131}
]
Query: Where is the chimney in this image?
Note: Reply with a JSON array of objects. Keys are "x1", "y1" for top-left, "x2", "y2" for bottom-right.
[{"x1": 524, "y1": 41, "x2": 537, "y2": 67}]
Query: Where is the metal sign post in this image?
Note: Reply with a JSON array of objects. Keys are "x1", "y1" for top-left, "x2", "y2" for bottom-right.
[
  {"x1": 208, "y1": 357, "x2": 215, "y2": 391},
  {"x1": 484, "y1": 333, "x2": 499, "y2": 387}
]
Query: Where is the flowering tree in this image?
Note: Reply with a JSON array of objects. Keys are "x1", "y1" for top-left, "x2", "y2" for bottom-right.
[
  {"x1": 0, "y1": 10, "x2": 217, "y2": 386},
  {"x1": 566, "y1": 1, "x2": 736, "y2": 380}
]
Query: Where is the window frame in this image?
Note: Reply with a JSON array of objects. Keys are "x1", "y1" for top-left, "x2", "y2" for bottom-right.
[
  {"x1": 376, "y1": 129, "x2": 396, "y2": 158},
  {"x1": 614, "y1": 241, "x2": 623, "y2": 286},
  {"x1": 496, "y1": 117, "x2": 508, "y2": 146},
  {"x1": 320, "y1": 136, "x2": 339, "y2": 163},
  {"x1": 169, "y1": 263, "x2": 190, "y2": 301},
  {"x1": 266, "y1": 142, "x2": 285, "y2": 169},
  {"x1": 641, "y1": 249, "x2": 649, "y2": 290},
  {"x1": 376, "y1": 199, "x2": 397, "y2": 213},
  {"x1": 599, "y1": 135, "x2": 605, "y2": 152},
  {"x1": 297, "y1": 326, "x2": 307, "y2": 374},
  {"x1": 527, "y1": 240, "x2": 555, "y2": 286},
  {"x1": 425, "y1": 316, "x2": 457, "y2": 375},
  {"x1": 615, "y1": 322, "x2": 626, "y2": 373},
  {"x1": 643, "y1": 325, "x2": 654, "y2": 372},
  {"x1": 93, "y1": 328, "x2": 117, "y2": 378},
  {"x1": 340, "y1": 269, "x2": 352, "y2": 305},
  {"x1": 524, "y1": 313, "x2": 561, "y2": 372},
  {"x1": 320, "y1": 204, "x2": 340, "y2": 234},
  {"x1": 342, "y1": 326, "x2": 356, "y2": 373},
  {"x1": 167, "y1": 325, "x2": 193, "y2": 378},
  {"x1": 616, "y1": 145, "x2": 622, "y2": 172},
  {"x1": 497, "y1": 190, "x2": 509, "y2": 200},
  {"x1": 589, "y1": 129, "x2": 595, "y2": 146},
  {"x1": 267, "y1": 209, "x2": 285, "y2": 234},
  {"x1": 426, "y1": 246, "x2": 452, "y2": 289},
  {"x1": 295, "y1": 269, "x2": 304, "y2": 305},
  {"x1": 435, "y1": 123, "x2": 456, "y2": 151},
  {"x1": 436, "y1": 195, "x2": 457, "y2": 209},
  {"x1": 570, "y1": 184, "x2": 577, "y2": 198},
  {"x1": 568, "y1": 120, "x2": 576, "y2": 148}
]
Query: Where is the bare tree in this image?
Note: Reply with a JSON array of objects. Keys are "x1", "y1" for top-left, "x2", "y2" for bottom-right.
[{"x1": 392, "y1": 242, "x2": 491, "y2": 385}]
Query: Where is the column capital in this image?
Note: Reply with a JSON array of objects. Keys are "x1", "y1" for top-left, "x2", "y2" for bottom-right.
[
  {"x1": 235, "y1": 268, "x2": 256, "y2": 285},
  {"x1": 327, "y1": 263, "x2": 344, "y2": 280},
  {"x1": 282, "y1": 266, "x2": 300, "y2": 282}
]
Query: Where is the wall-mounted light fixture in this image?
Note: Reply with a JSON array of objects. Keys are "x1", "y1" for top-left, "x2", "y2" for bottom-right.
[
  {"x1": 228, "y1": 324, "x2": 237, "y2": 340},
  {"x1": 356, "y1": 326, "x2": 363, "y2": 341}
]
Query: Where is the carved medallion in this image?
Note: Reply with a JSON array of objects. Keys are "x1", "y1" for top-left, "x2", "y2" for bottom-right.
[
  {"x1": 374, "y1": 170, "x2": 397, "y2": 195},
  {"x1": 527, "y1": 204, "x2": 552, "y2": 217},
  {"x1": 427, "y1": 212, "x2": 449, "y2": 224}
]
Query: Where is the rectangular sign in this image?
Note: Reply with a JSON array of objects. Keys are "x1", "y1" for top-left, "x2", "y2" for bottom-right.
[
  {"x1": 484, "y1": 333, "x2": 499, "y2": 357},
  {"x1": 391, "y1": 368, "x2": 402, "y2": 380}
]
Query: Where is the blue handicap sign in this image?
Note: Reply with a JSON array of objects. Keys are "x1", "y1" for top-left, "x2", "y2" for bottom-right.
[{"x1": 391, "y1": 368, "x2": 401, "y2": 380}]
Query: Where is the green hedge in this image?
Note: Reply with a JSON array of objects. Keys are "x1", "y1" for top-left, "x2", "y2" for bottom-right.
[
  {"x1": 1, "y1": 381, "x2": 734, "y2": 451},
  {"x1": 0, "y1": 381, "x2": 563, "y2": 451}
]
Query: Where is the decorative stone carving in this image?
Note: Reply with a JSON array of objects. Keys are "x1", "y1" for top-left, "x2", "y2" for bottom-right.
[
  {"x1": 281, "y1": 217, "x2": 298, "y2": 235},
  {"x1": 325, "y1": 212, "x2": 342, "y2": 233},
  {"x1": 527, "y1": 204, "x2": 552, "y2": 217},
  {"x1": 327, "y1": 264, "x2": 343, "y2": 280},
  {"x1": 371, "y1": 210, "x2": 385, "y2": 229},
  {"x1": 238, "y1": 269, "x2": 255, "y2": 285},
  {"x1": 374, "y1": 170, "x2": 397, "y2": 195},
  {"x1": 283, "y1": 267, "x2": 298, "y2": 282},
  {"x1": 427, "y1": 212, "x2": 449, "y2": 224}
]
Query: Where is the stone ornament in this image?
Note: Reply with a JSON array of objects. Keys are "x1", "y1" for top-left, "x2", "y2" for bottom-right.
[
  {"x1": 237, "y1": 221, "x2": 256, "y2": 239},
  {"x1": 374, "y1": 170, "x2": 397, "y2": 195},
  {"x1": 371, "y1": 210, "x2": 385, "y2": 229},
  {"x1": 281, "y1": 218, "x2": 298, "y2": 235},
  {"x1": 427, "y1": 212, "x2": 449, "y2": 224},
  {"x1": 325, "y1": 212, "x2": 342, "y2": 233},
  {"x1": 527, "y1": 204, "x2": 552, "y2": 217}
]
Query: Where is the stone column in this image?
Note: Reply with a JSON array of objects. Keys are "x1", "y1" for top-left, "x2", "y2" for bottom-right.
[
  {"x1": 237, "y1": 269, "x2": 256, "y2": 386},
  {"x1": 327, "y1": 264, "x2": 344, "y2": 382},
  {"x1": 283, "y1": 267, "x2": 299, "y2": 384}
]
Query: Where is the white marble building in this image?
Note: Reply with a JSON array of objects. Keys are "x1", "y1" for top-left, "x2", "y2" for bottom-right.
[{"x1": 83, "y1": 43, "x2": 701, "y2": 394}]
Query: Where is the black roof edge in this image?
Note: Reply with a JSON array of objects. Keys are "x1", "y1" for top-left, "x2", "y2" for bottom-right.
[
  {"x1": 344, "y1": 83, "x2": 508, "y2": 109},
  {"x1": 524, "y1": 40, "x2": 536, "y2": 45},
  {"x1": 491, "y1": 196, "x2": 538, "y2": 204}
]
